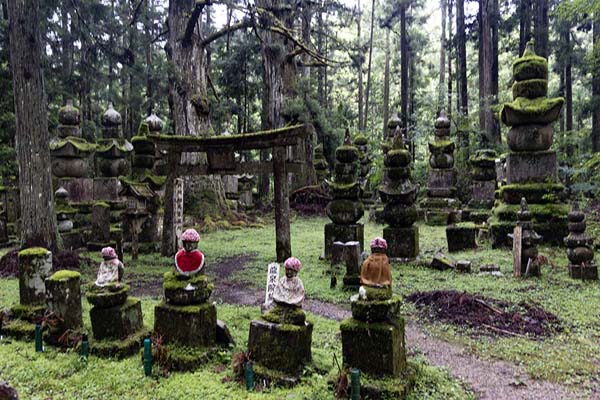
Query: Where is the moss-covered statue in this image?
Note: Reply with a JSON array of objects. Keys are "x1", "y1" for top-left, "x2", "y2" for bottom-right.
[
  {"x1": 175, "y1": 228, "x2": 205, "y2": 276},
  {"x1": 360, "y1": 237, "x2": 392, "y2": 287},
  {"x1": 94, "y1": 247, "x2": 124, "y2": 287},
  {"x1": 273, "y1": 257, "x2": 305, "y2": 306}
]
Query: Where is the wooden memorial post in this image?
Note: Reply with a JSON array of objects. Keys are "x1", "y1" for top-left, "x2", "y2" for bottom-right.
[{"x1": 512, "y1": 225, "x2": 522, "y2": 277}]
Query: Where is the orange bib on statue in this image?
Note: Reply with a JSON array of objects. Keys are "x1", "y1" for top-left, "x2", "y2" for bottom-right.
[
  {"x1": 175, "y1": 249, "x2": 205, "y2": 275},
  {"x1": 360, "y1": 252, "x2": 392, "y2": 287}
]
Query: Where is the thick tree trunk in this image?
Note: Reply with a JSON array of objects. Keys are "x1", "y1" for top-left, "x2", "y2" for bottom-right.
[
  {"x1": 448, "y1": 0, "x2": 453, "y2": 119},
  {"x1": 533, "y1": 0, "x2": 548, "y2": 58},
  {"x1": 457, "y1": 0, "x2": 468, "y2": 116},
  {"x1": 592, "y1": 15, "x2": 600, "y2": 153},
  {"x1": 565, "y1": 29, "x2": 573, "y2": 132},
  {"x1": 162, "y1": 0, "x2": 227, "y2": 255},
  {"x1": 519, "y1": 0, "x2": 532, "y2": 56},
  {"x1": 8, "y1": 0, "x2": 58, "y2": 251},
  {"x1": 400, "y1": 5, "x2": 408, "y2": 135},
  {"x1": 439, "y1": 0, "x2": 447, "y2": 114},
  {"x1": 357, "y1": 0, "x2": 364, "y2": 131},
  {"x1": 382, "y1": 28, "x2": 390, "y2": 138},
  {"x1": 478, "y1": 0, "x2": 499, "y2": 145},
  {"x1": 363, "y1": 0, "x2": 375, "y2": 131}
]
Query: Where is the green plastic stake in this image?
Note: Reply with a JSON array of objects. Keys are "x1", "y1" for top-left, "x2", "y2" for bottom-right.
[
  {"x1": 350, "y1": 368, "x2": 360, "y2": 400},
  {"x1": 244, "y1": 361, "x2": 254, "y2": 391},
  {"x1": 80, "y1": 334, "x2": 89, "y2": 358},
  {"x1": 35, "y1": 324, "x2": 43, "y2": 352},
  {"x1": 143, "y1": 338, "x2": 152, "y2": 377}
]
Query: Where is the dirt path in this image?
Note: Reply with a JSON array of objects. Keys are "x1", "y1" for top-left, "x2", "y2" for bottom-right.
[{"x1": 206, "y1": 255, "x2": 585, "y2": 399}]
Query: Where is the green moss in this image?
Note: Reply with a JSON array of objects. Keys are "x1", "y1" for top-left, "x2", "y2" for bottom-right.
[
  {"x1": 49, "y1": 136, "x2": 96, "y2": 153},
  {"x1": 454, "y1": 222, "x2": 477, "y2": 230},
  {"x1": 96, "y1": 138, "x2": 133, "y2": 153},
  {"x1": 493, "y1": 202, "x2": 568, "y2": 220},
  {"x1": 429, "y1": 140, "x2": 453, "y2": 149},
  {"x1": 93, "y1": 201, "x2": 111, "y2": 208},
  {"x1": 137, "y1": 121, "x2": 150, "y2": 137},
  {"x1": 2, "y1": 318, "x2": 37, "y2": 340},
  {"x1": 91, "y1": 327, "x2": 150, "y2": 359},
  {"x1": 49, "y1": 270, "x2": 80, "y2": 281},
  {"x1": 18, "y1": 247, "x2": 49, "y2": 257},
  {"x1": 163, "y1": 271, "x2": 212, "y2": 291},
  {"x1": 512, "y1": 78, "x2": 548, "y2": 99},
  {"x1": 141, "y1": 173, "x2": 166, "y2": 187},
  {"x1": 156, "y1": 301, "x2": 215, "y2": 315},
  {"x1": 10, "y1": 304, "x2": 45, "y2": 321},
  {"x1": 363, "y1": 286, "x2": 392, "y2": 301},
  {"x1": 55, "y1": 205, "x2": 79, "y2": 214},
  {"x1": 164, "y1": 344, "x2": 214, "y2": 372},
  {"x1": 353, "y1": 135, "x2": 368, "y2": 145},
  {"x1": 262, "y1": 305, "x2": 306, "y2": 325},
  {"x1": 340, "y1": 317, "x2": 399, "y2": 333}
]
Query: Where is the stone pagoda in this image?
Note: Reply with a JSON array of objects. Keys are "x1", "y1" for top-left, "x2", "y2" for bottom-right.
[
  {"x1": 466, "y1": 149, "x2": 497, "y2": 223},
  {"x1": 379, "y1": 131, "x2": 419, "y2": 259},
  {"x1": 490, "y1": 41, "x2": 567, "y2": 247},
  {"x1": 354, "y1": 134, "x2": 374, "y2": 204},
  {"x1": 313, "y1": 144, "x2": 329, "y2": 184},
  {"x1": 565, "y1": 202, "x2": 597, "y2": 280},
  {"x1": 324, "y1": 129, "x2": 364, "y2": 258},
  {"x1": 421, "y1": 110, "x2": 459, "y2": 225},
  {"x1": 95, "y1": 103, "x2": 133, "y2": 179}
]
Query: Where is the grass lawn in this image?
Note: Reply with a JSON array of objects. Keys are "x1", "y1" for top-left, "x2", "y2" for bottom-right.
[{"x1": 1, "y1": 215, "x2": 598, "y2": 398}]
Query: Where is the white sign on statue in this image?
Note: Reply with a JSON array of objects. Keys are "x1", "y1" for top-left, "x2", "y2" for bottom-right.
[{"x1": 264, "y1": 262, "x2": 280, "y2": 306}]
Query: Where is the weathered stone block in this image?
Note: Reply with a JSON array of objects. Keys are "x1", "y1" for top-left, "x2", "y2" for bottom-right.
[
  {"x1": 92, "y1": 203, "x2": 111, "y2": 242},
  {"x1": 18, "y1": 248, "x2": 52, "y2": 306},
  {"x1": 340, "y1": 317, "x2": 406, "y2": 377},
  {"x1": 93, "y1": 178, "x2": 121, "y2": 201},
  {"x1": 247, "y1": 319, "x2": 312, "y2": 374},
  {"x1": 446, "y1": 224, "x2": 477, "y2": 252},
  {"x1": 430, "y1": 253, "x2": 456, "y2": 270},
  {"x1": 505, "y1": 151, "x2": 557, "y2": 184},
  {"x1": 163, "y1": 271, "x2": 213, "y2": 305},
  {"x1": 45, "y1": 270, "x2": 83, "y2": 333},
  {"x1": 456, "y1": 260, "x2": 472, "y2": 273},
  {"x1": 90, "y1": 297, "x2": 143, "y2": 340},
  {"x1": 425, "y1": 210, "x2": 451, "y2": 226},
  {"x1": 351, "y1": 296, "x2": 402, "y2": 322},
  {"x1": 324, "y1": 223, "x2": 364, "y2": 259},
  {"x1": 427, "y1": 168, "x2": 456, "y2": 188},
  {"x1": 568, "y1": 265, "x2": 598, "y2": 280},
  {"x1": 154, "y1": 302, "x2": 216, "y2": 346},
  {"x1": 384, "y1": 226, "x2": 419, "y2": 259},
  {"x1": 57, "y1": 178, "x2": 94, "y2": 202},
  {"x1": 87, "y1": 284, "x2": 129, "y2": 308},
  {"x1": 471, "y1": 181, "x2": 496, "y2": 202}
]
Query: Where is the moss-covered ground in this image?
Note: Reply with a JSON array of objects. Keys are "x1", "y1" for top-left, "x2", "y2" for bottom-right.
[{"x1": 1, "y1": 215, "x2": 598, "y2": 397}]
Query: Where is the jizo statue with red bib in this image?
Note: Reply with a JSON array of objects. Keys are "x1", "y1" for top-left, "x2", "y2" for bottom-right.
[{"x1": 175, "y1": 228, "x2": 205, "y2": 275}]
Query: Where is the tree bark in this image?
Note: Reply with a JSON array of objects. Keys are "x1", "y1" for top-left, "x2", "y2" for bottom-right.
[
  {"x1": 8, "y1": 0, "x2": 58, "y2": 251},
  {"x1": 533, "y1": 0, "x2": 548, "y2": 58},
  {"x1": 519, "y1": 0, "x2": 532, "y2": 56},
  {"x1": 439, "y1": 0, "x2": 447, "y2": 114},
  {"x1": 447, "y1": 0, "x2": 453, "y2": 120},
  {"x1": 457, "y1": 0, "x2": 468, "y2": 116},
  {"x1": 400, "y1": 4, "x2": 408, "y2": 135},
  {"x1": 592, "y1": 14, "x2": 600, "y2": 153},
  {"x1": 382, "y1": 28, "x2": 391, "y2": 138},
  {"x1": 478, "y1": 0, "x2": 499, "y2": 145},
  {"x1": 357, "y1": 0, "x2": 364, "y2": 131},
  {"x1": 565, "y1": 29, "x2": 572, "y2": 132},
  {"x1": 363, "y1": 0, "x2": 375, "y2": 130}
]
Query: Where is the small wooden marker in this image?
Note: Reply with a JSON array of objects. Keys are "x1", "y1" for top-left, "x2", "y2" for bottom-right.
[{"x1": 512, "y1": 226, "x2": 522, "y2": 278}]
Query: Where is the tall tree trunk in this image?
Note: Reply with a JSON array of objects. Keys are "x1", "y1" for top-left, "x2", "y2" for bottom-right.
[
  {"x1": 533, "y1": 0, "x2": 548, "y2": 58},
  {"x1": 145, "y1": 0, "x2": 153, "y2": 115},
  {"x1": 8, "y1": 0, "x2": 58, "y2": 251},
  {"x1": 448, "y1": 0, "x2": 454, "y2": 120},
  {"x1": 363, "y1": 0, "x2": 375, "y2": 131},
  {"x1": 316, "y1": 8, "x2": 325, "y2": 109},
  {"x1": 592, "y1": 14, "x2": 600, "y2": 153},
  {"x1": 457, "y1": 0, "x2": 468, "y2": 116},
  {"x1": 61, "y1": 0, "x2": 74, "y2": 104},
  {"x1": 491, "y1": 0, "x2": 499, "y2": 141},
  {"x1": 519, "y1": 0, "x2": 532, "y2": 56},
  {"x1": 400, "y1": 4, "x2": 408, "y2": 136},
  {"x1": 357, "y1": 0, "x2": 364, "y2": 131},
  {"x1": 439, "y1": 0, "x2": 447, "y2": 114},
  {"x1": 565, "y1": 30, "x2": 572, "y2": 132},
  {"x1": 162, "y1": 0, "x2": 227, "y2": 255},
  {"x1": 382, "y1": 28, "x2": 391, "y2": 138},
  {"x1": 478, "y1": 0, "x2": 499, "y2": 145},
  {"x1": 301, "y1": 2, "x2": 316, "y2": 186}
]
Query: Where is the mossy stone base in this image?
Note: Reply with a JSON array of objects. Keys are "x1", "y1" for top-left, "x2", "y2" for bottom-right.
[
  {"x1": 569, "y1": 265, "x2": 598, "y2": 280},
  {"x1": 499, "y1": 183, "x2": 564, "y2": 205},
  {"x1": 45, "y1": 270, "x2": 83, "y2": 334},
  {"x1": 2, "y1": 318, "x2": 37, "y2": 340},
  {"x1": 340, "y1": 317, "x2": 407, "y2": 377},
  {"x1": 90, "y1": 297, "x2": 144, "y2": 340},
  {"x1": 505, "y1": 151, "x2": 557, "y2": 184},
  {"x1": 153, "y1": 302, "x2": 216, "y2": 347},
  {"x1": 86, "y1": 284, "x2": 129, "y2": 308},
  {"x1": 91, "y1": 327, "x2": 151, "y2": 359},
  {"x1": 247, "y1": 319, "x2": 313, "y2": 374},
  {"x1": 351, "y1": 295, "x2": 402, "y2": 322},
  {"x1": 262, "y1": 304, "x2": 306, "y2": 325},
  {"x1": 327, "y1": 365, "x2": 416, "y2": 400},
  {"x1": 10, "y1": 304, "x2": 45, "y2": 321},
  {"x1": 18, "y1": 247, "x2": 52, "y2": 306},
  {"x1": 467, "y1": 209, "x2": 491, "y2": 224},
  {"x1": 324, "y1": 223, "x2": 364, "y2": 259},
  {"x1": 158, "y1": 344, "x2": 214, "y2": 372},
  {"x1": 252, "y1": 363, "x2": 302, "y2": 388},
  {"x1": 425, "y1": 210, "x2": 450, "y2": 226},
  {"x1": 163, "y1": 271, "x2": 213, "y2": 305},
  {"x1": 384, "y1": 226, "x2": 419, "y2": 259},
  {"x1": 490, "y1": 218, "x2": 567, "y2": 247},
  {"x1": 446, "y1": 225, "x2": 477, "y2": 252}
]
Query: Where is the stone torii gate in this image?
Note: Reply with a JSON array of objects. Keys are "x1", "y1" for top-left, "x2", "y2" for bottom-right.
[{"x1": 151, "y1": 123, "x2": 313, "y2": 261}]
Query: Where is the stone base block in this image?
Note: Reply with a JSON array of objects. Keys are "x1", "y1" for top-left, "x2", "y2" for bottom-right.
[
  {"x1": 57, "y1": 177, "x2": 94, "y2": 202},
  {"x1": 89, "y1": 327, "x2": 151, "y2": 359},
  {"x1": 350, "y1": 296, "x2": 402, "y2": 322},
  {"x1": 384, "y1": 226, "x2": 419, "y2": 259},
  {"x1": 157, "y1": 344, "x2": 214, "y2": 372},
  {"x1": 340, "y1": 317, "x2": 406, "y2": 377},
  {"x1": 2, "y1": 318, "x2": 37, "y2": 340},
  {"x1": 446, "y1": 224, "x2": 477, "y2": 252},
  {"x1": 324, "y1": 223, "x2": 364, "y2": 260},
  {"x1": 490, "y1": 219, "x2": 567, "y2": 248},
  {"x1": 247, "y1": 319, "x2": 313, "y2": 374},
  {"x1": 425, "y1": 210, "x2": 450, "y2": 226},
  {"x1": 505, "y1": 151, "x2": 557, "y2": 184},
  {"x1": 90, "y1": 297, "x2": 143, "y2": 340},
  {"x1": 60, "y1": 230, "x2": 84, "y2": 250},
  {"x1": 471, "y1": 180, "x2": 496, "y2": 202},
  {"x1": 153, "y1": 302, "x2": 216, "y2": 347},
  {"x1": 467, "y1": 210, "x2": 491, "y2": 224},
  {"x1": 428, "y1": 168, "x2": 456, "y2": 188},
  {"x1": 342, "y1": 274, "x2": 361, "y2": 289},
  {"x1": 93, "y1": 177, "x2": 121, "y2": 201},
  {"x1": 18, "y1": 247, "x2": 53, "y2": 306},
  {"x1": 569, "y1": 265, "x2": 598, "y2": 280}
]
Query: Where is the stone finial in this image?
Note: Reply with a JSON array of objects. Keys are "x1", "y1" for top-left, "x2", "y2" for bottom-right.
[
  {"x1": 58, "y1": 99, "x2": 80, "y2": 126},
  {"x1": 101, "y1": 102, "x2": 122, "y2": 127},
  {"x1": 518, "y1": 197, "x2": 531, "y2": 221},
  {"x1": 435, "y1": 110, "x2": 450, "y2": 129},
  {"x1": 568, "y1": 201, "x2": 585, "y2": 224},
  {"x1": 145, "y1": 112, "x2": 164, "y2": 133},
  {"x1": 343, "y1": 127, "x2": 352, "y2": 146},
  {"x1": 388, "y1": 112, "x2": 401, "y2": 129},
  {"x1": 523, "y1": 39, "x2": 536, "y2": 57}
]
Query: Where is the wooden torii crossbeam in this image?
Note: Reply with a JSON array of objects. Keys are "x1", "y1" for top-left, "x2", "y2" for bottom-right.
[{"x1": 151, "y1": 123, "x2": 314, "y2": 261}]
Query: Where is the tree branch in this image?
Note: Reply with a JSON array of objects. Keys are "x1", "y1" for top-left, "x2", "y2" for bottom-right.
[
  {"x1": 182, "y1": 0, "x2": 212, "y2": 48},
  {"x1": 200, "y1": 18, "x2": 254, "y2": 47}
]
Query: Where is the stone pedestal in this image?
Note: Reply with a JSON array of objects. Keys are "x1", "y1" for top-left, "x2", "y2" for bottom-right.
[
  {"x1": 569, "y1": 265, "x2": 598, "y2": 280},
  {"x1": 45, "y1": 270, "x2": 83, "y2": 343},
  {"x1": 154, "y1": 302, "x2": 216, "y2": 346},
  {"x1": 93, "y1": 178, "x2": 121, "y2": 201},
  {"x1": 383, "y1": 226, "x2": 419, "y2": 259},
  {"x1": 324, "y1": 223, "x2": 364, "y2": 260},
  {"x1": 56, "y1": 177, "x2": 94, "y2": 202},
  {"x1": 446, "y1": 224, "x2": 477, "y2": 252},
  {"x1": 89, "y1": 297, "x2": 143, "y2": 340},
  {"x1": 18, "y1": 248, "x2": 52, "y2": 306},
  {"x1": 247, "y1": 319, "x2": 313, "y2": 375},
  {"x1": 505, "y1": 151, "x2": 557, "y2": 184}
]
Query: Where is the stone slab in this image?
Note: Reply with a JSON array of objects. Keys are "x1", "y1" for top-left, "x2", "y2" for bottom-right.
[
  {"x1": 93, "y1": 178, "x2": 122, "y2": 201},
  {"x1": 446, "y1": 225, "x2": 478, "y2": 252},
  {"x1": 427, "y1": 168, "x2": 456, "y2": 188},
  {"x1": 472, "y1": 181, "x2": 496, "y2": 202},
  {"x1": 90, "y1": 297, "x2": 143, "y2": 340},
  {"x1": 384, "y1": 226, "x2": 419, "y2": 259},
  {"x1": 505, "y1": 151, "x2": 557, "y2": 184},
  {"x1": 153, "y1": 302, "x2": 216, "y2": 347},
  {"x1": 57, "y1": 178, "x2": 94, "y2": 202},
  {"x1": 324, "y1": 223, "x2": 364, "y2": 260},
  {"x1": 569, "y1": 265, "x2": 598, "y2": 280}
]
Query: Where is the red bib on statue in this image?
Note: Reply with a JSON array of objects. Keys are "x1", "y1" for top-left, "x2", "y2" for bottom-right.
[{"x1": 175, "y1": 249, "x2": 205, "y2": 275}]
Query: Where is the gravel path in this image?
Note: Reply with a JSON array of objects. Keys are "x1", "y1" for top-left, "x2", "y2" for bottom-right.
[{"x1": 206, "y1": 255, "x2": 586, "y2": 400}]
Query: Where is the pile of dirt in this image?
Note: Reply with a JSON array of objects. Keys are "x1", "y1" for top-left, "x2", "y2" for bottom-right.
[
  {"x1": 0, "y1": 249, "x2": 85, "y2": 278},
  {"x1": 290, "y1": 185, "x2": 331, "y2": 215},
  {"x1": 406, "y1": 290, "x2": 562, "y2": 337}
]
